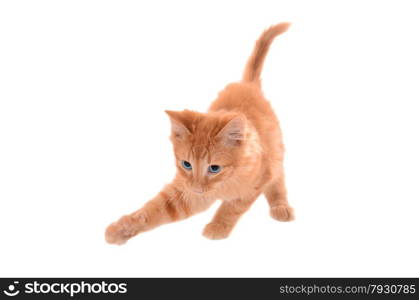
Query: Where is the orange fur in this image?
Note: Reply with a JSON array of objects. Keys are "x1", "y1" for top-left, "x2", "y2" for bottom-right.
[{"x1": 105, "y1": 22, "x2": 294, "y2": 244}]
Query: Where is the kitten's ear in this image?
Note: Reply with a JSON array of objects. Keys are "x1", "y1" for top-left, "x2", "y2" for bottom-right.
[
  {"x1": 216, "y1": 115, "x2": 246, "y2": 146},
  {"x1": 165, "y1": 110, "x2": 191, "y2": 139}
]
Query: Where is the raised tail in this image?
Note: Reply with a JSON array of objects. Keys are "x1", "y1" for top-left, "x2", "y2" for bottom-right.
[{"x1": 242, "y1": 22, "x2": 290, "y2": 86}]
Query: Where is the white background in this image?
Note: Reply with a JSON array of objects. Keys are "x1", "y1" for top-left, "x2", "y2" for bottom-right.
[{"x1": 1, "y1": 0, "x2": 418, "y2": 277}]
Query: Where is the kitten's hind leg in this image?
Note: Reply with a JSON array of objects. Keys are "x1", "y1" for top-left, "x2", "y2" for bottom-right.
[{"x1": 263, "y1": 174, "x2": 295, "y2": 222}]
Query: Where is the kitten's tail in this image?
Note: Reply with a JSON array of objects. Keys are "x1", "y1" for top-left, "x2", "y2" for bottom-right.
[{"x1": 242, "y1": 22, "x2": 290, "y2": 86}]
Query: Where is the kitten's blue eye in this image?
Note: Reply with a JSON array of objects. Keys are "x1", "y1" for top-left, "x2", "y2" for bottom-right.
[
  {"x1": 181, "y1": 160, "x2": 192, "y2": 170},
  {"x1": 208, "y1": 165, "x2": 221, "y2": 173}
]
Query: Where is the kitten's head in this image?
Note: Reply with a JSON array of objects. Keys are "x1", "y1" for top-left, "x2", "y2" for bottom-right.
[{"x1": 165, "y1": 109, "x2": 247, "y2": 194}]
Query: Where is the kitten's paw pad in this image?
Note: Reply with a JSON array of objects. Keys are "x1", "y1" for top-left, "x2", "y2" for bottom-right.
[
  {"x1": 202, "y1": 222, "x2": 232, "y2": 240},
  {"x1": 270, "y1": 205, "x2": 295, "y2": 222},
  {"x1": 105, "y1": 214, "x2": 146, "y2": 245}
]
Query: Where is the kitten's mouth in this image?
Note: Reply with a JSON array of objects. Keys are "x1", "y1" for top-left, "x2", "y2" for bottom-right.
[
  {"x1": 189, "y1": 187, "x2": 205, "y2": 194},
  {"x1": 192, "y1": 189, "x2": 204, "y2": 194}
]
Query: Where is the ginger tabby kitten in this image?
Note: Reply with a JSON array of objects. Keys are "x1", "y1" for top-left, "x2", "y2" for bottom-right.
[{"x1": 105, "y1": 23, "x2": 294, "y2": 244}]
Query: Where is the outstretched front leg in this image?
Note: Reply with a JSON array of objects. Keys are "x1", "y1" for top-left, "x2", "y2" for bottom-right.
[
  {"x1": 105, "y1": 183, "x2": 215, "y2": 245},
  {"x1": 203, "y1": 193, "x2": 260, "y2": 240}
]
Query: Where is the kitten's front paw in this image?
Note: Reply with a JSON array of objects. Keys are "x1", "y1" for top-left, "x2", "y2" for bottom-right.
[
  {"x1": 105, "y1": 214, "x2": 146, "y2": 245},
  {"x1": 270, "y1": 205, "x2": 295, "y2": 222},
  {"x1": 202, "y1": 222, "x2": 232, "y2": 240}
]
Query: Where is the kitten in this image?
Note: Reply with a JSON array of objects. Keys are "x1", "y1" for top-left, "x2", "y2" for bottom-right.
[{"x1": 105, "y1": 23, "x2": 294, "y2": 244}]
